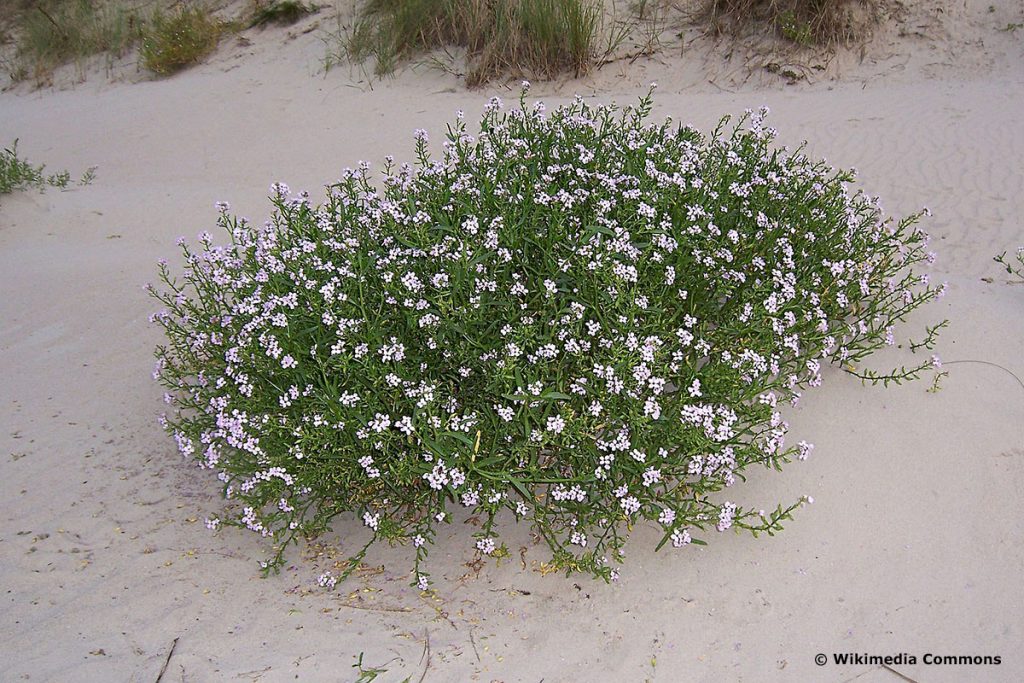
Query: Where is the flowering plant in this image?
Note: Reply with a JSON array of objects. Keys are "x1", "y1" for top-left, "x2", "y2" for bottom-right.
[
  {"x1": 995, "y1": 248, "x2": 1024, "y2": 279},
  {"x1": 150, "y1": 87, "x2": 943, "y2": 586}
]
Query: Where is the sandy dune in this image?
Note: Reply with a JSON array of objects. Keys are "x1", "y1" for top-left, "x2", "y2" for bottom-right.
[{"x1": 2, "y1": 3, "x2": 1023, "y2": 681}]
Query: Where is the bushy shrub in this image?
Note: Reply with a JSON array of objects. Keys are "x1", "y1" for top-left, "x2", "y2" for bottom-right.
[
  {"x1": 140, "y1": 6, "x2": 221, "y2": 76},
  {"x1": 150, "y1": 87, "x2": 943, "y2": 586}
]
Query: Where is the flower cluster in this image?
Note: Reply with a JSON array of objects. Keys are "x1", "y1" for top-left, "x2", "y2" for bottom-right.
[{"x1": 150, "y1": 88, "x2": 943, "y2": 585}]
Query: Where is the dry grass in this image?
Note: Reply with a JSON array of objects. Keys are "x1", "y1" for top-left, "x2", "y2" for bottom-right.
[
  {"x1": 0, "y1": 1, "x2": 257, "y2": 84},
  {"x1": 248, "y1": 0, "x2": 317, "y2": 28},
  {"x1": 701, "y1": 0, "x2": 879, "y2": 47},
  {"x1": 342, "y1": 0, "x2": 603, "y2": 86},
  {"x1": 2, "y1": 0, "x2": 147, "y2": 82}
]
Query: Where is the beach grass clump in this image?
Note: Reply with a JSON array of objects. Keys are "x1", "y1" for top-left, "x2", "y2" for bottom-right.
[
  {"x1": 150, "y1": 87, "x2": 944, "y2": 586},
  {"x1": 1, "y1": 139, "x2": 94, "y2": 195},
  {"x1": 5, "y1": 0, "x2": 145, "y2": 81},
  {"x1": 249, "y1": 0, "x2": 316, "y2": 28},
  {"x1": 140, "y1": 5, "x2": 222, "y2": 76},
  {"x1": 702, "y1": 0, "x2": 877, "y2": 47},
  {"x1": 344, "y1": 0, "x2": 600, "y2": 85}
]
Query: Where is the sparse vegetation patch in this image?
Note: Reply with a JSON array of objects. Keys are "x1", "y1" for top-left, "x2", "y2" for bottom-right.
[{"x1": 1, "y1": 139, "x2": 94, "y2": 195}]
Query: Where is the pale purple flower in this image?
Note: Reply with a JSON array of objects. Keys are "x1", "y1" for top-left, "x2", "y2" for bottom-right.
[{"x1": 546, "y1": 415, "x2": 566, "y2": 434}]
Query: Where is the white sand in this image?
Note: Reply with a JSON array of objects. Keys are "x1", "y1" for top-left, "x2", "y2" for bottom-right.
[{"x1": 2, "y1": 2, "x2": 1023, "y2": 680}]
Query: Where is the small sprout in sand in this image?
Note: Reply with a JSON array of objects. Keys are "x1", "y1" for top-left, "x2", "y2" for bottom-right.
[{"x1": 995, "y1": 247, "x2": 1024, "y2": 280}]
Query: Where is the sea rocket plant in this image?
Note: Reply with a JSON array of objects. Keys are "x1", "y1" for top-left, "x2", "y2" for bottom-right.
[
  {"x1": 150, "y1": 88, "x2": 943, "y2": 585},
  {"x1": 996, "y1": 247, "x2": 1024, "y2": 279}
]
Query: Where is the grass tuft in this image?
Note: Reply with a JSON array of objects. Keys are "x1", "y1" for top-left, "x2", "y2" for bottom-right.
[
  {"x1": 701, "y1": 0, "x2": 878, "y2": 47},
  {"x1": 249, "y1": 0, "x2": 317, "y2": 28},
  {"x1": 140, "y1": 6, "x2": 223, "y2": 76},
  {"x1": 5, "y1": 0, "x2": 145, "y2": 82},
  {"x1": 342, "y1": 0, "x2": 602, "y2": 86}
]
